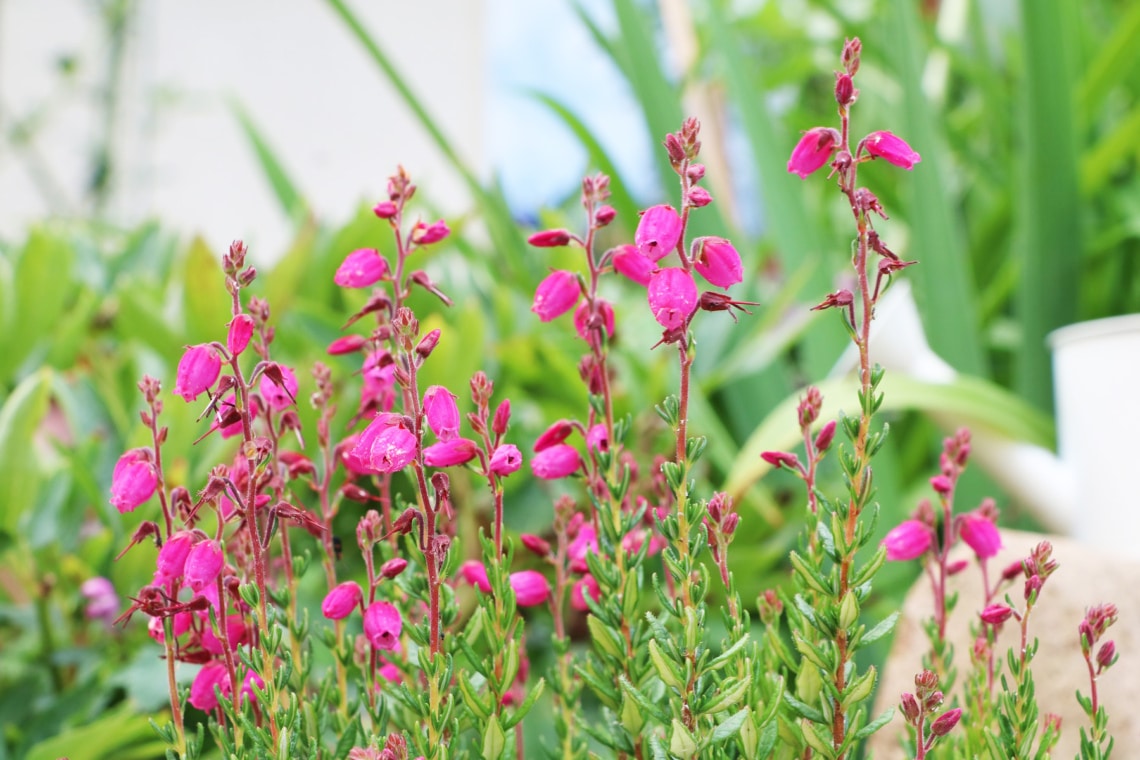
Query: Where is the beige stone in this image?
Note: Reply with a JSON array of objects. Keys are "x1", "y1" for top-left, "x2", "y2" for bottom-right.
[{"x1": 869, "y1": 529, "x2": 1137, "y2": 758}]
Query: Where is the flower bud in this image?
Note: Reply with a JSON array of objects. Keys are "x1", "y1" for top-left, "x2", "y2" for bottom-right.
[
  {"x1": 227, "y1": 314, "x2": 255, "y2": 356},
  {"x1": 373, "y1": 201, "x2": 398, "y2": 219},
  {"x1": 528, "y1": 229, "x2": 572, "y2": 247},
  {"x1": 414, "y1": 328, "x2": 441, "y2": 359},
  {"x1": 594, "y1": 205, "x2": 616, "y2": 226},
  {"x1": 1096, "y1": 640, "x2": 1117, "y2": 672},
  {"x1": 411, "y1": 220, "x2": 449, "y2": 245},
  {"x1": 930, "y1": 708, "x2": 962, "y2": 737},
  {"x1": 760, "y1": 450, "x2": 800, "y2": 470},
  {"x1": 492, "y1": 399, "x2": 511, "y2": 435},
  {"x1": 899, "y1": 692, "x2": 921, "y2": 724},
  {"x1": 834, "y1": 72, "x2": 855, "y2": 106},
  {"x1": 686, "y1": 187, "x2": 712, "y2": 207},
  {"x1": 979, "y1": 603, "x2": 1013, "y2": 626},
  {"x1": 510, "y1": 570, "x2": 551, "y2": 607},
  {"x1": 460, "y1": 560, "x2": 491, "y2": 593},
  {"x1": 930, "y1": 475, "x2": 953, "y2": 495},
  {"x1": 423, "y1": 438, "x2": 478, "y2": 467},
  {"x1": 422, "y1": 386, "x2": 460, "y2": 441},
  {"x1": 814, "y1": 420, "x2": 837, "y2": 452},
  {"x1": 958, "y1": 512, "x2": 1002, "y2": 560},
  {"x1": 328, "y1": 334, "x2": 368, "y2": 355},
  {"x1": 686, "y1": 163, "x2": 705, "y2": 182},
  {"x1": 534, "y1": 420, "x2": 574, "y2": 451},
  {"x1": 380, "y1": 557, "x2": 408, "y2": 579},
  {"x1": 520, "y1": 533, "x2": 551, "y2": 558},
  {"x1": 322, "y1": 581, "x2": 363, "y2": 620}
]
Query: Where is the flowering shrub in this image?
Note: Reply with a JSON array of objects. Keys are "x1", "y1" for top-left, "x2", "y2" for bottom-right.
[{"x1": 105, "y1": 38, "x2": 1115, "y2": 760}]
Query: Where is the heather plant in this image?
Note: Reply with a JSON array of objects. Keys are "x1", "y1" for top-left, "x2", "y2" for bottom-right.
[{"x1": 97, "y1": 35, "x2": 1120, "y2": 760}]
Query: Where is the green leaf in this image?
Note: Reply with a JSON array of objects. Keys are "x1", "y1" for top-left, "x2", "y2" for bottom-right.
[
  {"x1": 711, "y1": 707, "x2": 750, "y2": 743},
  {"x1": 24, "y1": 705, "x2": 168, "y2": 760},
  {"x1": 181, "y1": 236, "x2": 229, "y2": 345},
  {"x1": 0, "y1": 369, "x2": 52, "y2": 539},
  {"x1": 857, "y1": 612, "x2": 899, "y2": 649},
  {"x1": 1, "y1": 229, "x2": 76, "y2": 380},
  {"x1": 482, "y1": 715, "x2": 506, "y2": 760}
]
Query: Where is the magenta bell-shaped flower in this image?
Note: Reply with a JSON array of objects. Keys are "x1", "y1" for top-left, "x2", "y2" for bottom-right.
[
  {"x1": 109, "y1": 448, "x2": 157, "y2": 514},
  {"x1": 531, "y1": 270, "x2": 581, "y2": 322},
  {"x1": 787, "y1": 127, "x2": 840, "y2": 179},
  {"x1": 530, "y1": 443, "x2": 582, "y2": 480},
  {"x1": 423, "y1": 438, "x2": 478, "y2": 467},
  {"x1": 460, "y1": 560, "x2": 492, "y2": 593},
  {"x1": 334, "y1": 248, "x2": 389, "y2": 288},
  {"x1": 184, "y1": 539, "x2": 224, "y2": 593},
  {"x1": 155, "y1": 530, "x2": 195, "y2": 581},
  {"x1": 227, "y1": 314, "x2": 255, "y2": 356},
  {"x1": 958, "y1": 512, "x2": 1002, "y2": 559},
  {"x1": 861, "y1": 130, "x2": 921, "y2": 169},
  {"x1": 647, "y1": 267, "x2": 698, "y2": 330},
  {"x1": 363, "y1": 601, "x2": 403, "y2": 650},
  {"x1": 189, "y1": 661, "x2": 230, "y2": 711},
  {"x1": 635, "y1": 205, "x2": 682, "y2": 262},
  {"x1": 174, "y1": 344, "x2": 221, "y2": 402},
  {"x1": 352, "y1": 414, "x2": 418, "y2": 474},
  {"x1": 882, "y1": 519, "x2": 933, "y2": 561},
  {"x1": 321, "y1": 581, "x2": 363, "y2": 620},
  {"x1": 509, "y1": 570, "x2": 551, "y2": 607},
  {"x1": 612, "y1": 244, "x2": 655, "y2": 286},
  {"x1": 489, "y1": 444, "x2": 522, "y2": 476},
  {"x1": 691, "y1": 236, "x2": 743, "y2": 289},
  {"x1": 260, "y1": 364, "x2": 298, "y2": 411},
  {"x1": 422, "y1": 385, "x2": 460, "y2": 441}
]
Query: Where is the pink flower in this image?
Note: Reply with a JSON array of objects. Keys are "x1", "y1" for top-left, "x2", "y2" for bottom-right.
[
  {"x1": 378, "y1": 658, "x2": 402, "y2": 683},
  {"x1": 568, "y1": 524, "x2": 598, "y2": 573},
  {"x1": 787, "y1": 127, "x2": 840, "y2": 179},
  {"x1": 460, "y1": 560, "x2": 491, "y2": 593},
  {"x1": 585, "y1": 424, "x2": 609, "y2": 453},
  {"x1": 570, "y1": 300, "x2": 615, "y2": 341},
  {"x1": 979, "y1": 603, "x2": 1013, "y2": 626},
  {"x1": 532, "y1": 270, "x2": 581, "y2": 322},
  {"x1": 227, "y1": 314, "x2": 255, "y2": 356},
  {"x1": 373, "y1": 201, "x2": 397, "y2": 219},
  {"x1": 201, "y1": 614, "x2": 248, "y2": 655},
  {"x1": 571, "y1": 574, "x2": 601, "y2": 611},
  {"x1": 322, "y1": 581, "x2": 363, "y2": 620},
  {"x1": 259, "y1": 364, "x2": 298, "y2": 410},
  {"x1": 489, "y1": 444, "x2": 522, "y2": 476},
  {"x1": 215, "y1": 393, "x2": 259, "y2": 439},
  {"x1": 423, "y1": 438, "x2": 478, "y2": 467},
  {"x1": 509, "y1": 570, "x2": 551, "y2": 607},
  {"x1": 691, "y1": 237, "x2": 743, "y2": 289},
  {"x1": 80, "y1": 577, "x2": 118, "y2": 625},
  {"x1": 184, "y1": 540, "x2": 224, "y2": 592},
  {"x1": 635, "y1": 205, "x2": 682, "y2": 262},
  {"x1": 534, "y1": 420, "x2": 574, "y2": 451},
  {"x1": 189, "y1": 661, "x2": 230, "y2": 711},
  {"x1": 411, "y1": 220, "x2": 450, "y2": 245},
  {"x1": 156, "y1": 530, "x2": 195, "y2": 581},
  {"x1": 173, "y1": 345, "x2": 221, "y2": 402},
  {"x1": 930, "y1": 708, "x2": 962, "y2": 737},
  {"x1": 351, "y1": 414, "x2": 418, "y2": 474},
  {"x1": 930, "y1": 475, "x2": 953, "y2": 495},
  {"x1": 380, "y1": 558, "x2": 408, "y2": 579},
  {"x1": 335, "y1": 248, "x2": 389, "y2": 288},
  {"x1": 647, "y1": 267, "x2": 698, "y2": 330},
  {"x1": 422, "y1": 385, "x2": 460, "y2": 441},
  {"x1": 612, "y1": 244, "x2": 655, "y2": 286},
  {"x1": 882, "y1": 519, "x2": 932, "y2": 561},
  {"x1": 327, "y1": 334, "x2": 368, "y2": 355},
  {"x1": 958, "y1": 513, "x2": 1001, "y2": 559},
  {"x1": 109, "y1": 448, "x2": 156, "y2": 514},
  {"x1": 363, "y1": 601, "x2": 403, "y2": 650},
  {"x1": 861, "y1": 131, "x2": 921, "y2": 169},
  {"x1": 530, "y1": 444, "x2": 582, "y2": 480},
  {"x1": 528, "y1": 229, "x2": 572, "y2": 247}
]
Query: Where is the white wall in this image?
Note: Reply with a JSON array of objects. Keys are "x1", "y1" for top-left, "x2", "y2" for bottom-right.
[{"x1": 0, "y1": 0, "x2": 485, "y2": 261}]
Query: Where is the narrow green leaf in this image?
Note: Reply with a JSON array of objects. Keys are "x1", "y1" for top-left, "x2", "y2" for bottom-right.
[
  {"x1": 231, "y1": 102, "x2": 306, "y2": 222},
  {"x1": 181, "y1": 237, "x2": 229, "y2": 346},
  {"x1": 711, "y1": 707, "x2": 750, "y2": 743},
  {"x1": 858, "y1": 612, "x2": 900, "y2": 649},
  {"x1": 0, "y1": 369, "x2": 52, "y2": 538}
]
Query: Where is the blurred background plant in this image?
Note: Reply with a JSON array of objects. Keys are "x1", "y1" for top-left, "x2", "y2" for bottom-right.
[{"x1": 1, "y1": 0, "x2": 1137, "y2": 757}]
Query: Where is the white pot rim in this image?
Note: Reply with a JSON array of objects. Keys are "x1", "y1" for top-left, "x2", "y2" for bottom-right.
[{"x1": 1048, "y1": 313, "x2": 1140, "y2": 350}]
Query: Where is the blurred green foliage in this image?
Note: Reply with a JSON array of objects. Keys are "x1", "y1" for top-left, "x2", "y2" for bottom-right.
[{"x1": 2, "y1": 0, "x2": 1138, "y2": 756}]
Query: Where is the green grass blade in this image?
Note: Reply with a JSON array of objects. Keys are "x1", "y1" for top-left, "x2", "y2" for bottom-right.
[
  {"x1": 883, "y1": 0, "x2": 985, "y2": 377},
  {"x1": 1013, "y1": 0, "x2": 1083, "y2": 409}
]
